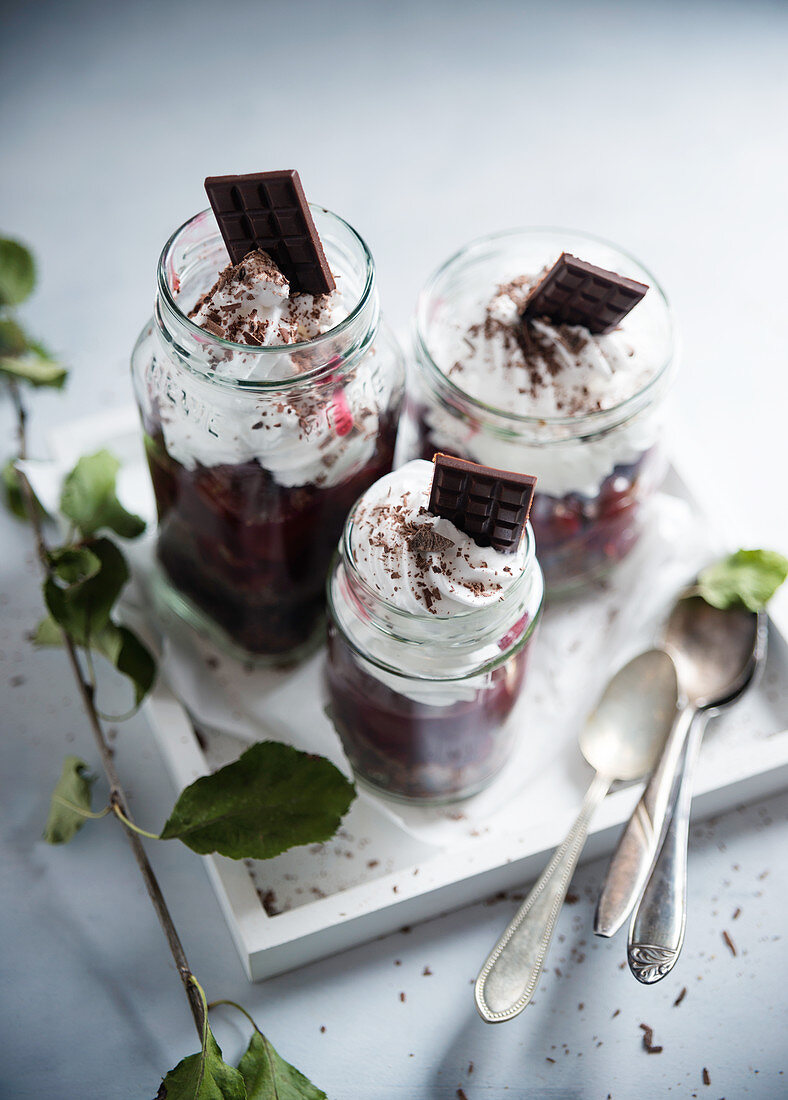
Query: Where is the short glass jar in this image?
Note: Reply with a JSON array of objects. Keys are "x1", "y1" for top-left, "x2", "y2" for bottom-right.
[
  {"x1": 404, "y1": 229, "x2": 676, "y2": 591},
  {"x1": 132, "y1": 206, "x2": 405, "y2": 662},
  {"x1": 324, "y1": 504, "x2": 544, "y2": 804}
]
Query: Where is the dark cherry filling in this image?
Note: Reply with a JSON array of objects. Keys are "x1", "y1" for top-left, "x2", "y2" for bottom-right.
[
  {"x1": 143, "y1": 413, "x2": 398, "y2": 657},
  {"x1": 412, "y1": 409, "x2": 664, "y2": 588},
  {"x1": 325, "y1": 624, "x2": 534, "y2": 801}
]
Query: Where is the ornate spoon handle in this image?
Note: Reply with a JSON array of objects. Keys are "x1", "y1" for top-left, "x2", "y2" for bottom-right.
[
  {"x1": 627, "y1": 713, "x2": 707, "y2": 982},
  {"x1": 474, "y1": 772, "x2": 609, "y2": 1023},
  {"x1": 594, "y1": 703, "x2": 695, "y2": 938}
]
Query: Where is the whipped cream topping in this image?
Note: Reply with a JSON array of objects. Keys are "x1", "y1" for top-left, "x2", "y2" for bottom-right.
[
  {"x1": 189, "y1": 249, "x2": 339, "y2": 349},
  {"x1": 421, "y1": 266, "x2": 668, "y2": 497},
  {"x1": 438, "y1": 273, "x2": 659, "y2": 417},
  {"x1": 349, "y1": 460, "x2": 527, "y2": 618}
]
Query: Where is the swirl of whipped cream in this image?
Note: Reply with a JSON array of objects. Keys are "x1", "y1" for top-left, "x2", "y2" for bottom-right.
[{"x1": 349, "y1": 460, "x2": 528, "y2": 618}]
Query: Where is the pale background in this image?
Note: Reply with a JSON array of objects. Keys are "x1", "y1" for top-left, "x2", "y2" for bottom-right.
[{"x1": 1, "y1": 1, "x2": 786, "y2": 1097}]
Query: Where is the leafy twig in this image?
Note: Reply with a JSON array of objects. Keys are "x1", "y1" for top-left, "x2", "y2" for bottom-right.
[{"x1": 11, "y1": 378, "x2": 205, "y2": 1036}]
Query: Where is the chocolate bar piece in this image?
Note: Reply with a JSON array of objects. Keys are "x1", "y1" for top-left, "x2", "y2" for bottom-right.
[
  {"x1": 204, "y1": 170, "x2": 335, "y2": 295},
  {"x1": 428, "y1": 454, "x2": 536, "y2": 553},
  {"x1": 522, "y1": 253, "x2": 647, "y2": 334}
]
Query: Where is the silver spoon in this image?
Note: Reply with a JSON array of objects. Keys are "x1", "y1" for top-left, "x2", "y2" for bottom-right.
[
  {"x1": 594, "y1": 595, "x2": 764, "y2": 940},
  {"x1": 627, "y1": 599, "x2": 766, "y2": 982},
  {"x1": 474, "y1": 650, "x2": 679, "y2": 1023}
]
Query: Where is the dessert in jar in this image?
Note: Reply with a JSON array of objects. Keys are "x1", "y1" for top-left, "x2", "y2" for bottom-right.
[
  {"x1": 131, "y1": 171, "x2": 405, "y2": 661},
  {"x1": 405, "y1": 230, "x2": 675, "y2": 591},
  {"x1": 325, "y1": 455, "x2": 544, "y2": 803}
]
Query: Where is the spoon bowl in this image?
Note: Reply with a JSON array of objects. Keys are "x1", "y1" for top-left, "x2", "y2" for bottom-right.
[
  {"x1": 581, "y1": 649, "x2": 679, "y2": 781},
  {"x1": 663, "y1": 594, "x2": 761, "y2": 707}
]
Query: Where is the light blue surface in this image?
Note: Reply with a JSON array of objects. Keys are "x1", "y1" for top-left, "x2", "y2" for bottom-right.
[{"x1": 1, "y1": 2, "x2": 787, "y2": 1096}]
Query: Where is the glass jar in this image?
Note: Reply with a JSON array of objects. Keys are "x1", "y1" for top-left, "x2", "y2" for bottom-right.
[
  {"x1": 404, "y1": 229, "x2": 676, "y2": 592},
  {"x1": 131, "y1": 206, "x2": 405, "y2": 662},
  {"x1": 324, "y1": 505, "x2": 544, "y2": 804}
]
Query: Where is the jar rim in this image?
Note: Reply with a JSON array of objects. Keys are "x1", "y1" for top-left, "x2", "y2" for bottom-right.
[
  {"x1": 155, "y1": 204, "x2": 377, "y2": 390},
  {"x1": 414, "y1": 225, "x2": 676, "y2": 430}
]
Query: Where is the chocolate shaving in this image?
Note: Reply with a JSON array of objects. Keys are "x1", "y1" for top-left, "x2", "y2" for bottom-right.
[
  {"x1": 639, "y1": 1023, "x2": 663, "y2": 1054},
  {"x1": 408, "y1": 527, "x2": 455, "y2": 554},
  {"x1": 702, "y1": 1067, "x2": 711, "y2": 1086},
  {"x1": 202, "y1": 318, "x2": 225, "y2": 339},
  {"x1": 722, "y1": 929, "x2": 737, "y2": 956},
  {"x1": 673, "y1": 986, "x2": 687, "y2": 1007},
  {"x1": 522, "y1": 252, "x2": 648, "y2": 334},
  {"x1": 427, "y1": 453, "x2": 536, "y2": 553},
  {"x1": 204, "y1": 169, "x2": 335, "y2": 294}
]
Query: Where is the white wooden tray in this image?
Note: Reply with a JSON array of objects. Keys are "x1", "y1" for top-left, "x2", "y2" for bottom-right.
[
  {"x1": 144, "y1": 474, "x2": 788, "y2": 983},
  {"x1": 41, "y1": 412, "x2": 788, "y2": 983}
]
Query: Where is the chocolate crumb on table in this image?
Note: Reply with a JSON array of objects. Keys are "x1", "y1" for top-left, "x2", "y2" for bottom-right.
[
  {"x1": 457, "y1": 1090, "x2": 469, "y2": 1100},
  {"x1": 722, "y1": 929, "x2": 737, "y2": 956},
  {"x1": 702, "y1": 1067, "x2": 711, "y2": 1086},
  {"x1": 673, "y1": 986, "x2": 688, "y2": 1007},
  {"x1": 399, "y1": 992, "x2": 406, "y2": 1002},
  {"x1": 468, "y1": 1062, "x2": 474, "y2": 1074},
  {"x1": 639, "y1": 1023, "x2": 663, "y2": 1054},
  {"x1": 422, "y1": 966, "x2": 432, "y2": 976},
  {"x1": 320, "y1": 1026, "x2": 326, "y2": 1034},
  {"x1": 732, "y1": 906, "x2": 741, "y2": 920}
]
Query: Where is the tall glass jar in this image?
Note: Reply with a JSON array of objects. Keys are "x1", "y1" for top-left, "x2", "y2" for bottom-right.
[
  {"x1": 404, "y1": 229, "x2": 676, "y2": 591},
  {"x1": 131, "y1": 206, "x2": 405, "y2": 662},
  {"x1": 325, "y1": 506, "x2": 544, "y2": 804}
]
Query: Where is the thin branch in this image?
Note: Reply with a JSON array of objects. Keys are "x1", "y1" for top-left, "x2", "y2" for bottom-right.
[{"x1": 10, "y1": 379, "x2": 204, "y2": 1038}]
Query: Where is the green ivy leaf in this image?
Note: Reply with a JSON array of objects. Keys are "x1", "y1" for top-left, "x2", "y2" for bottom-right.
[
  {"x1": 156, "y1": 1027, "x2": 246, "y2": 1100},
  {"x1": 44, "y1": 536, "x2": 128, "y2": 644},
  {"x1": 32, "y1": 614, "x2": 63, "y2": 646},
  {"x1": 60, "y1": 450, "x2": 145, "y2": 539},
  {"x1": 0, "y1": 349, "x2": 68, "y2": 389},
  {"x1": 160, "y1": 742, "x2": 355, "y2": 860},
  {"x1": 43, "y1": 756, "x2": 96, "y2": 844},
  {"x1": 2, "y1": 457, "x2": 45, "y2": 522},
  {"x1": 0, "y1": 238, "x2": 36, "y2": 306},
  {"x1": 698, "y1": 549, "x2": 788, "y2": 612},
  {"x1": 0, "y1": 317, "x2": 27, "y2": 356},
  {"x1": 238, "y1": 1031, "x2": 326, "y2": 1100},
  {"x1": 92, "y1": 621, "x2": 156, "y2": 706}
]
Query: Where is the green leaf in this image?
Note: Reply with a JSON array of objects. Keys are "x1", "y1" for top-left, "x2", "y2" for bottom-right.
[
  {"x1": 0, "y1": 349, "x2": 68, "y2": 389},
  {"x1": 238, "y1": 1031, "x2": 326, "y2": 1100},
  {"x1": 92, "y1": 621, "x2": 156, "y2": 706},
  {"x1": 33, "y1": 614, "x2": 63, "y2": 646},
  {"x1": 0, "y1": 238, "x2": 36, "y2": 306},
  {"x1": 160, "y1": 741, "x2": 355, "y2": 860},
  {"x1": 44, "y1": 536, "x2": 129, "y2": 644},
  {"x1": 698, "y1": 548, "x2": 788, "y2": 612},
  {"x1": 0, "y1": 318, "x2": 27, "y2": 356},
  {"x1": 43, "y1": 756, "x2": 95, "y2": 844},
  {"x1": 157, "y1": 1027, "x2": 246, "y2": 1100},
  {"x1": 2, "y1": 457, "x2": 45, "y2": 522},
  {"x1": 50, "y1": 545, "x2": 102, "y2": 585},
  {"x1": 60, "y1": 450, "x2": 145, "y2": 539}
]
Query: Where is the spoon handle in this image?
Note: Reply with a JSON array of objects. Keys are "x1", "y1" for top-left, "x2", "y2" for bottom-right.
[
  {"x1": 627, "y1": 712, "x2": 708, "y2": 982},
  {"x1": 474, "y1": 772, "x2": 609, "y2": 1023},
  {"x1": 594, "y1": 703, "x2": 696, "y2": 938}
]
